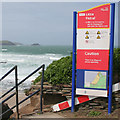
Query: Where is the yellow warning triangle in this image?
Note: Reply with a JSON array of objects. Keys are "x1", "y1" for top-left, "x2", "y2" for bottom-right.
[
  {"x1": 85, "y1": 35, "x2": 89, "y2": 39},
  {"x1": 97, "y1": 31, "x2": 101, "y2": 34},
  {"x1": 85, "y1": 31, "x2": 89, "y2": 34},
  {"x1": 97, "y1": 35, "x2": 101, "y2": 39}
]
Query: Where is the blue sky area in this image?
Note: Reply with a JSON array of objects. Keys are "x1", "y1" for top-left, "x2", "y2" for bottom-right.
[{"x1": 2, "y1": 2, "x2": 119, "y2": 46}]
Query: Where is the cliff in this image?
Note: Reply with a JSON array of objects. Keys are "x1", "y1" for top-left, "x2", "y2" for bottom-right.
[
  {"x1": 0, "y1": 40, "x2": 15, "y2": 45},
  {"x1": 0, "y1": 40, "x2": 22, "y2": 45}
]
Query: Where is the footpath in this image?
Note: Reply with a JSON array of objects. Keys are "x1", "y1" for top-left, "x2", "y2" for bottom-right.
[{"x1": 22, "y1": 112, "x2": 64, "y2": 119}]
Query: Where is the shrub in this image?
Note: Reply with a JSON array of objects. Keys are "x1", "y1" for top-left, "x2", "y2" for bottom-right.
[
  {"x1": 113, "y1": 48, "x2": 120, "y2": 75},
  {"x1": 33, "y1": 55, "x2": 72, "y2": 85}
]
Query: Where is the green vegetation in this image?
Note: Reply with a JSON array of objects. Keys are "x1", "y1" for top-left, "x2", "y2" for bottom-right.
[
  {"x1": 34, "y1": 48, "x2": 120, "y2": 85},
  {"x1": 88, "y1": 111, "x2": 101, "y2": 117},
  {"x1": 113, "y1": 48, "x2": 120, "y2": 76},
  {"x1": 24, "y1": 89, "x2": 30, "y2": 96},
  {"x1": 34, "y1": 55, "x2": 72, "y2": 85}
]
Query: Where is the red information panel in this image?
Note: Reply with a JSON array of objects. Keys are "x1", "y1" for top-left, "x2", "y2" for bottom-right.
[
  {"x1": 77, "y1": 4, "x2": 110, "y2": 28},
  {"x1": 77, "y1": 49, "x2": 109, "y2": 70}
]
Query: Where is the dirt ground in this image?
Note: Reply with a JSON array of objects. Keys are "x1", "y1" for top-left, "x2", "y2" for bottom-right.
[
  {"x1": 13, "y1": 92, "x2": 120, "y2": 119},
  {"x1": 57, "y1": 105, "x2": 120, "y2": 119},
  {"x1": 19, "y1": 103, "x2": 120, "y2": 119}
]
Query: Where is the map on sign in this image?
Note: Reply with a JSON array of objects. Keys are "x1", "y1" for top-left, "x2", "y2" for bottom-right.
[{"x1": 85, "y1": 71, "x2": 106, "y2": 89}]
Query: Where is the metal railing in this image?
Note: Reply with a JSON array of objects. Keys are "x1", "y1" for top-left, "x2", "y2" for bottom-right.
[
  {"x1": 0, "y1": 64, "x2": 45, "y2": 119},
  {"x1": 0, "y1": 65, "x2": 19, "y2": 118}
]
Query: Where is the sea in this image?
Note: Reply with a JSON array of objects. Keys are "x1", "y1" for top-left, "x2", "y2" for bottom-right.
[{"x1": 0, "y1": 45, "x2": 72, "y2": 91}]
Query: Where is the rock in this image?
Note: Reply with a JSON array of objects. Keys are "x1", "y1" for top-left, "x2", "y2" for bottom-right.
[
  {"x1": 52, "y1": 89, "x2": 57, "y2": 92},
  {"x1": 31, "y1": 85, "x2": 41, "y2": 89},
  {"x1": 43, "y1": 105, "x2": 51, "y2": 108},
  {"x1": 88, "y1": 102, "x2": 100, "y2": 106},
  {"x1": 70, "y1": 83, "x2": 72, "y2": 85},
  {"x1": 44, "y1": 92, "x2": 53, "y2": 94},
  {"x1": 63, "y1": 85, "x2": 72, "y2": 88},
  {"x1": 31, "y1": 80, "x2": 35, "y2": 82},
  {"x1": 66, "y1": 96, "x2": 71, "y2": 100},
  {"x1": 1, "y1": 103, "x2": 13, "y2": 120},
  {"x1": 43, "y1": 82, "x2": 49, "y2": 85},
  {"x1": 46, "y1": 90, "x2": 52, "y2": 92},
  {"x1": 43, "y1": 85, "x2": 52, "y2": 89},
  {"x1": 36, "y1": 82, "x2": 41, "y2": 85},
  {"x1": 62, "y1": 90, "x2": 71, "y2": 93},
  {"x1": 62, "y1": 88, "x2": 72, "y2": 90},
  {"x1": 31, "y1": 43, "x2": 40, "y2": 46},
  {"x1": 62, "y1": 94, "x2": 71, "y2": 96},
  {"x1": 43, "y1": 108, "x2": 53, "y2": 112}
]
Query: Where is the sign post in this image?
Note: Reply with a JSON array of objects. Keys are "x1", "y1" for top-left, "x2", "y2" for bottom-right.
[
  {"x1": 72, "y1": 3, "x2": 115, "y2": 114},
  {"x1": 71, "y1": 11, "x2": 77, "y2": 112},
  {"x1": 108, "y1": 3, "x2": 115, "y2": 114}
]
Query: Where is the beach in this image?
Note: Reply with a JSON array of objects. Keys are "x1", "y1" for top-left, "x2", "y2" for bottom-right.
[{"x1": 1, "y1": 90, "x2": 30, "y2": 112}]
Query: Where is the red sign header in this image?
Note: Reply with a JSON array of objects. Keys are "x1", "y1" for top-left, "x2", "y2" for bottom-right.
[{"x1": 77, "y1": 4, "x2": 110, "y2": 28}]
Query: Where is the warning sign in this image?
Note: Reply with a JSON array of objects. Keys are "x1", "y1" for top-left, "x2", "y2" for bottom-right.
[{"x1": 76, "y1": 4, "x2": 110, "y2": 97}]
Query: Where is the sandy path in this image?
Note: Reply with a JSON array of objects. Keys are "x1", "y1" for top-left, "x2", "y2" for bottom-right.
[
  {"x1": 22, "y1": 112, "x2": 64, "y2": 119},
  {"x1": 1, "y1": 90, "x2": 30, "y2": 112}
]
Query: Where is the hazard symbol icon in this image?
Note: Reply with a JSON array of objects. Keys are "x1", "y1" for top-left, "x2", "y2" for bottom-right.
[
  {"x1": 97, "y1": 35, "x2": 101, "y2": 39},
  {"x1": 85, "y1": 31, "x2": 89, "y2": 34},
  {"x1": 85, "y1": 35, "x2": 89, "y2": 39},
  {"x1": 97, "y1": 31, "x2": 101, "y2": 34}
]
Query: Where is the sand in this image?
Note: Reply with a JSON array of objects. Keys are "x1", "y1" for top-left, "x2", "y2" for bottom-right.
[{"x1": 1, "y1": 90, "x2": 30, "y2": 112}]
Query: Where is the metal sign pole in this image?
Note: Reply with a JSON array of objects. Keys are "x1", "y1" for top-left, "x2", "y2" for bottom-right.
[
  {"x1": 108, "y1": 3, "x2": 115, "y2": 114},
  {"x1": 71, "y1": 11, "x2": 77, "y2": 112}
]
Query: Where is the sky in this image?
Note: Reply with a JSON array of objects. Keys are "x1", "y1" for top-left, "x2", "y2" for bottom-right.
[{"x1": 2, "y1": 2, "x2": 119, "y2": 46}]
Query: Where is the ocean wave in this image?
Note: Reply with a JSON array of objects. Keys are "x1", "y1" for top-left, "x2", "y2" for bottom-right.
[
  {"x1": 8, "y1": 59, "x2": 25, "y2": 63},
  {"x1": 1, "y1": 52, "x2": 65, "y2": 91},
  {"x1": 45, "y1": 53, "x2": 56, "y2": 56},
  {"x1": 2, "y1": 49, "x2": 7, "y2": 52},
  {"x1": 49, "y1": 56, "x2": 61, "y2": 60}
]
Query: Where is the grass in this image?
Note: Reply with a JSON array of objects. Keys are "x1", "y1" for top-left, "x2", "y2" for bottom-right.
[{"x1": 88, "y1": 111, "x2": 101, "y2": 117}]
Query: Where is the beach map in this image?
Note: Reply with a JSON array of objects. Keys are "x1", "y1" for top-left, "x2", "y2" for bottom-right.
[{"x1": 85, "y1": 71, "x2": 106, "y2": 89}]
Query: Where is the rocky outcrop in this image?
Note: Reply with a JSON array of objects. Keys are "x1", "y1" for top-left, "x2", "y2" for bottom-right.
[
  {"x1": 0, "y1": 40, "x2": 15, "y2": 45},
  {"x1": 0, "y1": 40, "x2": 22, "y2": 46},
  {"x1": 29, "y1": 82, "x2": 72, "y2": 100},
  {"x1": 0, "y1": 103, "x2": 13, "y2": 120},
  {"x1": 26, "y1": 81, "x2": 120, "y2": 113},
  {"x1": 31, "y1": 43, "x2": 40, "y2": 46}
]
